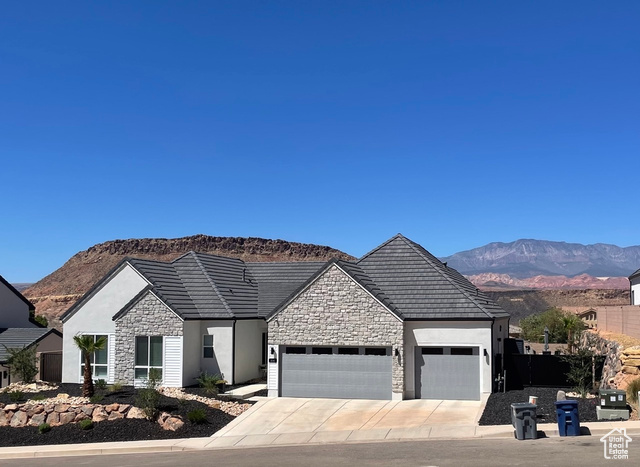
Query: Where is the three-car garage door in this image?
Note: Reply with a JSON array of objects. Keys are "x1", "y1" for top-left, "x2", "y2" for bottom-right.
[
  {"x1": 415, "y1": 346, "x2": 480, "y2": 400},
  {"x1": 280, "y1": 346, "x2": 392, "y2": 400}
]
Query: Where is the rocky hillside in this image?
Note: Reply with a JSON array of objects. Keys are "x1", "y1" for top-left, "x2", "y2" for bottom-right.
[
  {"x1": 24, "y1": 235, "x2": 354, "y2": 328},
  {"x1": 468, "y1": 273, "x2": 630, "y2": 290},
  {"x1": 487, "y1": 289, "x2": 630, "y2": 325},
  {"x1": 442, "y1": 239, "x2": 640, "y2": 278}
]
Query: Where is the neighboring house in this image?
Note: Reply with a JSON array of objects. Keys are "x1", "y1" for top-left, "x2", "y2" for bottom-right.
[
  {"x1": 267, "y1": 235, "x2": 509, "y2": 401},
  {"x1": 575, "y1": 308, "x2": 597, "y2": 329},
  {"x1": 60, "y1": 252, "x2": 324, "y2": 388},
  {"x1": 0, "y1": 274, "x2": 63, "y2": 387},
  {"x1": 61, "y1": 234, "x2": 510, "y2": 401},
  {"x1": 630, "y1": 268, "x2": 640, "y2": 305}
]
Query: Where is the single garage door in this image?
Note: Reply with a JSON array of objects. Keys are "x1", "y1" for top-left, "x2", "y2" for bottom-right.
[
  {"x1": 281, "y1": 346, "x2": 392, "y2": 399},
  {"x1": 416, "y1": 346, "x2": 480, "y2": 400}
]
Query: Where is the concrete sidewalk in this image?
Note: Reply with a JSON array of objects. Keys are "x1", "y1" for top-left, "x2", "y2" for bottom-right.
[{"x1": 1, "y1": 395, "x2": 640, "y2": 459}]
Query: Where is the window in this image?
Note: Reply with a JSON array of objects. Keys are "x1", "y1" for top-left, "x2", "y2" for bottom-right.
[
  {"x1": 421, "y1": 347, "x2": 444, "y2": 355},
  {"x1": 79, "y1": 335, "x2": 108, "y2": 380},
  {"x1": 364, "y1": 347, "x2": 387, "y2": 356},
  {"x1": 312, "y1": 347, "x2": 332, "y2": 355},
  {"x1": 338, "y1": 347, "x2": 359, "y2": 355},
  {"x1": 451, "y1": 347, "x2": 474, "y2": 356},
  {"x1": 285, "y1": 346, "x2": 306, "y2": 354},
  {"x1": 135, "y1": 336, "x2": 163, "y2": 380},
  {"x1": 203, "y1": 335, "x2": 214, "y2": 358}
]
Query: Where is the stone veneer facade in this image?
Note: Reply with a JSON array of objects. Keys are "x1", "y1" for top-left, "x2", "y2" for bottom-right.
[
  {"x1": 114, "y1": 291, "x2": 183, "y2": 384},
  {"x1": 268, "y1": 264, "x2": 404, "y2": 393}
]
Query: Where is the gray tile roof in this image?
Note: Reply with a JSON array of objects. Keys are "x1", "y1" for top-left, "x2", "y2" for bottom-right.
[
  {"x1": 357, "y1": 235, "x2": 509, "y2": 320},
  {"x1": 0, "y1": 328, "x2": 55, "y2": 362},
  {"x1": 630, "y1": 268, "x2": 640, "y2": 280}
]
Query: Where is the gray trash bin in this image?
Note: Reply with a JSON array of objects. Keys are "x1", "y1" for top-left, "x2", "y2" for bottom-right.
[{"x1": 511, "y1": 402, "x2": 538, "y2": 440}]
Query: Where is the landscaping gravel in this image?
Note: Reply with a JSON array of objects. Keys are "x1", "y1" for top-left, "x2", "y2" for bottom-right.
[
  {"x1": 479, "y1": 387, "x2": 602, "y2": 426},
  {"x1": 0, "y1": 383, "x2": 241, "y2": 447}
]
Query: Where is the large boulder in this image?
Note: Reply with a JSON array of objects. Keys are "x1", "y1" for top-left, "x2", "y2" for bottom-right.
[
  {"x1": 92, "y1": 407, "x2": 109, "y2": 423},
  {"x1": 160, "y1": 416, "x2": 184, "y2": 432},
  {"x1": 126, "y1": 407, "x2": 146, "y2": 419},
  {"x1": 10, "y1": 411, "x2": 28, "y2": 427}
]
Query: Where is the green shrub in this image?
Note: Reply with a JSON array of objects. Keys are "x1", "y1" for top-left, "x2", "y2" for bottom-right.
[
  {"x1": 29, "y1": 394, "x2": 46, "y2": 401},
  {"x1": 79, "y1": 419, "x2": 94, "y2": 430},
  {"x1": 38, "y1": 423, "x2": 51, "y2": 434},
  {"x1": 33, "y1": 315, "x2": 48, "y2": 327},
  {"x1": 196, "y1": 371, "x2": 225, "y2": 396},
  {"x1": 95, "y1": 379, "x2": 107, "y2": 390},
  {"x1": 627, "y1": 377, "x2": 640, "y2": 405},
  {"x1": 187, "y1": 409, "x2": 207, "y2": 424},
  {"x1": 135, "y1": 368, "x2": 163, "y2": 419},
  {"x1": 4, "y1": 345, "x2": 38, "y2": 383},
  {"x1": 90, "y1": 394, "x2": 104, "y2": 403},
  {"x1": 108, "y1": 381, "x2": 123, "y2": 393},
  {"x1": 8, "y1": 390, "x2": 25, "y2": 402},
  {"x1": 561, "y1": 347, "x2": 595, "y2": 398}
]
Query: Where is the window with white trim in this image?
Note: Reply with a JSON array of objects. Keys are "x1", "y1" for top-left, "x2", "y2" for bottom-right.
[
  {"x1": 79, "y1": 334, "x2": 108, "y2": 380},
  {"x1": 135, "y1": 336, "x2": 163, "y2": 380},
  {"x1": 203, "y1": 335, "x2": 214, "y2": 358}
]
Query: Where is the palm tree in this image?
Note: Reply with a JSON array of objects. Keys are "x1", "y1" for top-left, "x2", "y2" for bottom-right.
[
  {"x1": 73, "y1": 335, "x2": 107, "y2": 397},
  {"x1": 562, "y1": 314, "x2": 584, "y2": 354}
]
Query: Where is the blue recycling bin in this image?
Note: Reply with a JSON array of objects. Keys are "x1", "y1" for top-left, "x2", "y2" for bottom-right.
[{"x1": 555, "y1": 400, "x2": 580, "y2": 436}]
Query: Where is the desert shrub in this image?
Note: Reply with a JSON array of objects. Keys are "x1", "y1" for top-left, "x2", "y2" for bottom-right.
[
  {"x1": 79, "y1": 419, "x2": 94, "y2": 430},
  {"x1": 136, "y1": 368, "x2": 162, "y2": 419},
  {"x1": 561, "y1": 347, "x2": 595, "y2": 398},
  {"x1": 627, "y1": 377, "x2": 640, "y2": 405},
  {"x1": 8, "y1": 390, "x2": 25, "y2": 402},
  {"x1": 90, "y1": 394, "x2": 104, "y2": 403},
  {"x1": 4, "y1": 345, "x2": 38, "y2": 383},
  {"x1": 38, "y1": 423, "x2": 51, "y2": 434},
  {"x1": 95, "y1": 379, "x2": 107, "y2": 390},
  {"x1": 196, "y1": 372, "x2": 225, "y2": 395},
  {"x1": 187, "y1": 409, "x2": 207, "y2": 424},
  {"x1": 108, "y1": 381, "x2": 123, "y2": 393},
  {"x1": 29, "y1": 394, "x2": 46, "y2": 401},
  {"x1": 520, "y1": 307, "x2": 585, "y2": 347}
]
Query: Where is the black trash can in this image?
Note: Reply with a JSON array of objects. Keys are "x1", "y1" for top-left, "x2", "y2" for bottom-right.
[{"x1": 511, "y1": 402, "x2": 538, "y2": 440}]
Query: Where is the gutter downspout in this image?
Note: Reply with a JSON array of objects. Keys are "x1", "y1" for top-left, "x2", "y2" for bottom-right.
[{"x1": 231, "y1": 319, "x2": 236, "y2": 385}]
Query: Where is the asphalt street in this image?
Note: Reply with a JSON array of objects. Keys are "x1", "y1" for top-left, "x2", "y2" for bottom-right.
[{"x1": 1, "y1": 437, "x2": 633, "y2": 467}]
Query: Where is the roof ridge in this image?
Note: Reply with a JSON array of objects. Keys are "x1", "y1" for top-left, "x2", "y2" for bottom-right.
[
  {"x1": 189, "y1": 252, "x2": 234, "y2": 315},
  {"x1": 357, "y1": 234, "x2": 405, "y2": 263},
  {"x1": 398, "y1": 236, "x2": 495, "y2": 319}
]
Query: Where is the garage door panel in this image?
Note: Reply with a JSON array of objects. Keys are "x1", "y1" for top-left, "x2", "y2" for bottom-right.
[
  {"x1": 416, "y1": 348, "x2": 480, "y2": 400},
  {"x1": 281, "y1": 353, "x2": 392, "y2": 400}
]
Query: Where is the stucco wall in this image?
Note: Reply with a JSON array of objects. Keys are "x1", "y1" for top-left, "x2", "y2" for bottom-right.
[
  {"x1": 631, "y1": 277, "x2": 640, "y2": 305},
  {"x1": 268, "y1": 264, "x2": 404, "y2": 395},
  {"x1": 181, "y1": 320, "x2": 234, "y2": 386},
  {"x1": 62, "y1": 263, "x2": 148, "y2": 383},
  {"x1": 404, "y1": 321, "x2": 493, "y2": 398},
  {"x1": 114, "y1": 291, "x2": 183, "y2": 384},
  {"x1": 235, "y1": 319, "x2": 267, "y2": 384},
  {"x1": 0, "y1": 281, "x2": 36, "y2": 328}
]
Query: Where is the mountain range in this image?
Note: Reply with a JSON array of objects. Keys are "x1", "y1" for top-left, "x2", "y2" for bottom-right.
[{"x1": 441, "y1": 239, "x2": 640, "y2": 278}]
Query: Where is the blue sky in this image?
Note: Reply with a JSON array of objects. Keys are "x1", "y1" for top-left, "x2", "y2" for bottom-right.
[{"x1": 1, "y1": 1, "x2": 638, "y2": 282}]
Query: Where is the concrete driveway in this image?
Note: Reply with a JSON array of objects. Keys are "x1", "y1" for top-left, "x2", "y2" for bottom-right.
[{"x1": 211, "y1": 396, "x2": 488, "y2": 446}]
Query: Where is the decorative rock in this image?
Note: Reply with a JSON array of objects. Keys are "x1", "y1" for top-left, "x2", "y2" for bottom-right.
[
  {"x1": 126, "y1": 407, "x2": 146, "y2": 419},
  {"x1": 623, "y1": 347, "x2": 640, "y2": 356},
  {"x1": 46, "y1": 411, "x2": 60, "y2": 426},
  {"x1": 75, "y1": 412, "x2": 89, "y2": 422},
  {"x1": 29, "y1": 413, "x2": 46, "y2": 427},
  {"x1": 118, "y1": 404, "x2": 131, "y2": 413},
  {"x1": 92, "y1": 407, "x2": 108, "y2": 423},
  {"x1": 56, "y1": 393, "x2": 70, "y2": 399},
  {"x1": 160, "y1": 416, "x2": 184, "y2": 431},
  {"x1": 26, "y1": 406, "x2": 44, "y2": 417},
  {"x1": 556, "y1": 390, "x2": 566, "y2": 401},
  {"x1": 10, "y1": 411, "x2": 28, "y2": 427},
  {"x1": 108, "y1": 411, "x2": 124, "y2": 421},
  {"x1": 158, "y1": 412, "x2": 170, "y2": 424},
  {"x1": 54, "y1": 404, "x2": 71, "y2": 413},
  {"x1": 0, "y1": 414, "x2": 9, "y2": 427},
  {"x1": 81, "y1": 405, "x2": 95, "y2": 416},
  {"x1": 620, "y1": 357, "x2": 640, "y2": 366},
  {"x1": 105, "y1": 403, "x2": 119, "y2": 413},
  {"x1": 4, "y1": 404, "x2": 18, "y2": 411},
  {"x1": 621, "y1": 365, "x2": 640, "y2": 375},
  {"x1": 59, "y1": 412, "x2": 76, "y2": 425}
]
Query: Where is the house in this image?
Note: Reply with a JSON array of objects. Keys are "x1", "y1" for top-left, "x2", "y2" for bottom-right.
[
  {"x1": 630, "y1": 268, "x2": 640, "y2": 305},
  {"x1": 60, "y1": 252, "x2": 324, "y2": 387},
  {"x1": 61, "y1": 234, "x2": 510, "y2": 401},
  {"x1": 575, "y1": 307, "x2": 597, "y2": 329},
  {"x1": 0, "y1": 275, "x2": 63, "y2": 387},
  {"x1": 267, "y1": 235, "x2": 509, "y2": 401}
]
